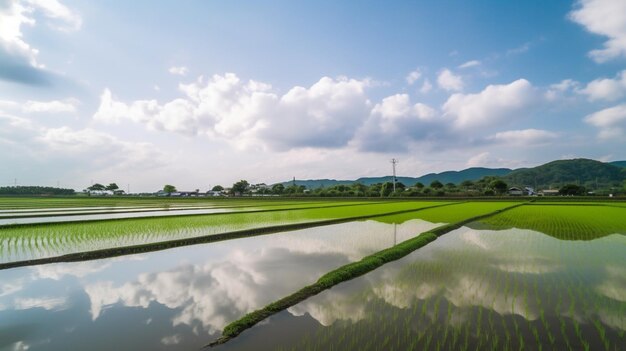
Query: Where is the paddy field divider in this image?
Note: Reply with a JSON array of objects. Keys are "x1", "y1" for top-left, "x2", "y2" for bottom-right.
[
  {"x1": 0, "y1": 202, "x2": 458, "y2": 270},
  {"x1": 0, "y1": 201, "x2": 390, "y2": 228},
  {"x1": 207, "y1": 201, "x2": 528, "y2": 347}
]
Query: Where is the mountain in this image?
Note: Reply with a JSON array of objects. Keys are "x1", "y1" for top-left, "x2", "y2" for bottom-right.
[
  {"x1": 280, "y1": 167, "x2": 512, "y2": 188},
  {"x1": 413, "y1": 167, "x2": 512, "y2": 185},
  {"x1": 504, "y1": 158, "x2": 625, "y2": 188},
  {"x1": 609, "y1": 160, "x2": 626, "y2": 168},
  {"x1": 279, "y1": 159, "x2": 625, "y2": 189}
]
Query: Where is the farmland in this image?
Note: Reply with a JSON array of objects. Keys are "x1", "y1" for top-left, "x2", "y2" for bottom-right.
[{"x1": 0, "y1": 197, "x2": 624, "y2": 350}]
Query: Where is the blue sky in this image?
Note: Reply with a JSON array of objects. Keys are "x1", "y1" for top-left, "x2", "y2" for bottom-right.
[{"x1": 1, "y1": 0, "x2": 625, "y2": 192}]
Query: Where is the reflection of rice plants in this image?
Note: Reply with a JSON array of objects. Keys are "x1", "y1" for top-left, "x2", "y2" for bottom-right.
[{"x1": 256, "y1": 221, "x2": 626, "y2": 351}]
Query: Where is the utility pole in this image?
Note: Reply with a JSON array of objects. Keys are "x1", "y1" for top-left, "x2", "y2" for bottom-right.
[{"x1": 391, "y1": 158, "x2": 398, "y2": 193}]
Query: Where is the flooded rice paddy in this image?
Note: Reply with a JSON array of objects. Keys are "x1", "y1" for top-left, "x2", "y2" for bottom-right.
[{"x1": 0, "y1": 198, "x2": 624, "y2": 350}]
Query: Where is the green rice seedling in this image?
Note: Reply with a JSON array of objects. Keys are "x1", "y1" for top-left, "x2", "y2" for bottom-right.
[
  {"x1": 0, "y1": 201, "x2": 452, "y2": 264},
  {"x1": 476, "y1": 204, "x2": 626, "y2": 240}
]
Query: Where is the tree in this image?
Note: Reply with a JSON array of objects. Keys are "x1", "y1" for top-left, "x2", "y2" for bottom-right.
[
  {"x1": 490, "y1": 179, "x2": 508, "y2": 195},
  {"x1": 380, "y1": 182, "x2": 394, "y2": 197},
  {"x1": 559, "y1": 184, "x2": 586, "y2": 196},
  {"x1": 211, "y1": 185, "x2": 224, "y2": 192},
  {"x1": 271, "y1": 183, "x2": 285, "y2": 194},
  {"x1": 460, "y1": 180, "x2": 474, "y2": 191},
  {"x1": 163, "y1": 184, "x2": 177, "y2": 193},
  {"x1": 231, "y1": 180, "x2": 250, "y2": 195},
  {"x1": 351, "y1": 183, "x2": 367, "y2": 196},
  {"x1": 286, "y1": 185, "x2": 305, "y2": 194},
  {"x1": 105, "y1": 183, "x2": 119, "y2": 191},
  {"x1": 88, "y1": 183, "x2": 105, "y2": 191},
  {"x1": 445, "y1": 182, "x2": 457, "y2": 191},
  {"x1": 430, "y1": 180, "x2": 444, "y2": 190},
  {"x1": 414, "y1": 182, "x2": 424, "y2": 189}
]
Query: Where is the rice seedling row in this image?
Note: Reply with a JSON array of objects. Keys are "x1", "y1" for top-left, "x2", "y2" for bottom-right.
[{"x1": 0, "y1": 201, "x2": 452, "y2": 265}]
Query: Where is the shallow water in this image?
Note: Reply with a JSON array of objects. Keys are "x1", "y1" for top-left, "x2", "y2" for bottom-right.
[
  {"x1": 219, "y1": 226, "x2": 626, "y2": 350},
  {"x1": 0, "y1": 219, "x2": 437, "y2": 351},
  {"x1": 0, "y1": 208, "x2": 237, "y2": 225}
]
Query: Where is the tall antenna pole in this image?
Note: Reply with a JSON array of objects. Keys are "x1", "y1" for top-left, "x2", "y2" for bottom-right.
[{"x1": 391, "y1": 158, "x2": 398, "y2": 193}]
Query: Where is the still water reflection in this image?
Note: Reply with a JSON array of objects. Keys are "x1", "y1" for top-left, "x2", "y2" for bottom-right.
[
  {"x1": 0, "y1": 219, "x2": 437, "y2": 351},
  {"x1": 220, "y1": 227, "x2": 626, "y2": 351}
]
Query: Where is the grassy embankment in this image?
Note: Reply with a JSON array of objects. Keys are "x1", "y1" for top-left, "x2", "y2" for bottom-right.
[{"x1": 208, "y1": 201, "x2": 526, "y2": 346}]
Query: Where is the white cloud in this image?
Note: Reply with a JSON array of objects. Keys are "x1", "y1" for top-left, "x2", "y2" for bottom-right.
[
  {"x1": 160, "y1": 334, "x2": 182, "y2": 346},
  {"x1": 550, "y1": 79, "x2": 580, "y2": 92},
  {"x1": 168, "y1": 66, "x2": 189, "y2": 76},
  {"x1": 458, "y1": 60, "x2": 480, "y2": 69},
  {"x1": 405, "y1": 69, "x2": 421, "y2": 85},
  {"x1": 94, "y1": 73, "x2": 372, "y2": 150},
  {"x1": 353, "y1": 94, "x2": 440, "y2": 152},
  {"x1": 488, "y1": 129, "x2": 558, "y2": 145},
  {"x1": 569, "y1": 0, "x2": 626, "y2": 62},
  {"x1": 437, "y1": 68, "x2": 463, "y2": 91},
  {"x1": 581, "y1": 70, "x2": 626, "y2": 101},
  {"x1": 0, "y1": 111, "x2": 166, "y2": 180},
  {"x1": 420, "y1": 79, "x2": 433, "y2": 93},
  {"x1": 466, "y1": 152, "x2": 491, "y2": 167},
  {"x1": 506, "y1": 42, "x2": 531, "y2": 56},
  {"x1": 0, "y1": 0, "x2": 80, "y2": 84},
  {"x1": 443, "y1": 79, "x2": 537, "y2": 129},
  {"x1": 22, "y1": 98, "x2": 78, "y2": 113},
  {"x1": 545, "y1": 79, "x2": 581, "y2": 101},
  {"x1": 584, "y1": 103, "x2": 626, "y2": 139},
  {"x1": 13, "y1": 296, "x2": 66, "y2": 310},
  {"x1": 11, "y1": 341, "x2": 29, "y2": 351},
  {"x1": 370, "y1": 94, "x2": 435, "y2": 121}
]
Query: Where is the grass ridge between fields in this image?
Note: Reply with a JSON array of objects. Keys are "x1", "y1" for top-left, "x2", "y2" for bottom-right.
[
  {"x1": 206, "y1": 201, "x2": 527, "y2": 347},
  {"x1": 0, "y1": 202, "x2": 459, "y2": 271}
]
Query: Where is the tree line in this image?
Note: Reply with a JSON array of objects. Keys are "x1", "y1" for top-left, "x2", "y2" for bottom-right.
[
  {"x1": 0, "y1": 186, "x2": 75, "y2": 196},
  {"x1": 209, "y1": 177, "x2": 513, "y2": 197}
]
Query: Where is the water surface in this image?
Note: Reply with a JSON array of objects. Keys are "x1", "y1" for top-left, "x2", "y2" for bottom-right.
[
  {"x1": 219, "y1": 226, "x2": 626, "y2": 350},
  {"x1": 0, "y1": 218, "x2": 437, "y2": 351}
]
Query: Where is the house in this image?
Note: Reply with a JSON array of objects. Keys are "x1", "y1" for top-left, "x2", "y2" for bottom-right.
[
  {"x1": 524, "y1": 187, "x2": 535, "y2": 196},
  {"x1": 508, "y1": 187, "x2": 524, "y2": 196},
  {"x1": 171, "y1": 190, "x2": 199, "y2": 197}
]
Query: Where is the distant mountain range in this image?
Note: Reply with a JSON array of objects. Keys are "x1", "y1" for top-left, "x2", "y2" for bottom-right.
[
  {"x1": 279, "y1": 159, "x2": 626, "y2": 189},
  {"x1": 503, "y1": 159, "x2": 625, "y2": 188}
]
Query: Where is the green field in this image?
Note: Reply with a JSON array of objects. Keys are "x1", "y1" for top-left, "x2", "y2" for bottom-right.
[
  {"x1": 0, "y1": 200, "x2": 449, "y2": 263},
  {"x1": 475, "y1": 204, "x2": 626, "y2": 240}
]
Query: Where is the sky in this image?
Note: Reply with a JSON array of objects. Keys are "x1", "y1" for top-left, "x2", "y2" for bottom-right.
[{"x1": 1, "y1": 0, "x2": 626, "y2": 192}]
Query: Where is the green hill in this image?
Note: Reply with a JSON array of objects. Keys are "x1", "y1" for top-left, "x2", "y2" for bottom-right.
[
  {"x1": 280, "y1": 167, "x2": 512, "y2": 188},
  {"x1": 504, "y1": 158, "x2": 625, "y2": 189},
  {"x1": 610, "y1": 160, "x2": 626, "y2": 168}
]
